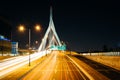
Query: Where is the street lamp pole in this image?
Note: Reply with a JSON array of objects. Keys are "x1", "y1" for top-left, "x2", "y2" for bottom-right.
[
  {"x1": 28, "y1": 28, "x2": 31, "y2": 66},
  {"x1": 18, "y1": 24, "x2": 41, "y2": 66}
]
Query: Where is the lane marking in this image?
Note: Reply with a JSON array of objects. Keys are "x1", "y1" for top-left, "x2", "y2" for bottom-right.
[{"x1": 66, "y1": 55, "x2": 90, "y2": 80}]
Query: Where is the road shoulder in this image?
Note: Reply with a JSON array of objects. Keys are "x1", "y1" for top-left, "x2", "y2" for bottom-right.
[{"x1": 66, "y1": 54, "x2": 110, "y2": 80}]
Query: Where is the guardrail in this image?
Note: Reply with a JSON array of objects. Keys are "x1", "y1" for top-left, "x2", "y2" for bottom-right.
[{"x1": 81, "y1": 52, "x2": 120, "y2": 56}]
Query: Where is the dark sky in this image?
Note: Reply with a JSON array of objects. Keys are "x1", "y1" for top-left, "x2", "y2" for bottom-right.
[{"x1": 0, "y1": 0, "x2": 120, "y2": 52}]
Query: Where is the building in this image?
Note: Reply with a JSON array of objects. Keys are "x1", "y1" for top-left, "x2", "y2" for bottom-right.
[
  {"x1": 11, "y1": 42, "x2": 18, "y2": 56},
  {"x1": 0, "y1": 16, "x2": 12, "y2": 56},
  {"x1": 0, "y1": 35, "x2": 11, "y2": 56}
]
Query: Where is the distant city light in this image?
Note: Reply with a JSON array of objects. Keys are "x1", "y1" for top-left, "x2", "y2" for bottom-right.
[
  {"x1": 0, "y1": 35, "x2": 10, "y2": 41},
  {"x1": 35, "y1": 41, "x2": 38, "y2": 44},
  {"x1": 0, "y1": 35, "x2": 4, "y2": 39}
]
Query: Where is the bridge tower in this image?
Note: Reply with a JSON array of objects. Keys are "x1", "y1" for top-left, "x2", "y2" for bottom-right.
[{"x1": 38, "y1": 7, "x2": 66, "y2": 51}]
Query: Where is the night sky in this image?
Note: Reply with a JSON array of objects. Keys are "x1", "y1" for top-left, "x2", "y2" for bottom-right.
[{"x1": 0, "y1": 0, "x2": 120, "y2": 52}]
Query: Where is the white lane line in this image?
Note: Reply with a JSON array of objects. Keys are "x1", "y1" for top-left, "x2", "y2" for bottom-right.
[{"x1": 66, "y1": 55, "x2": 91, "y2": 80}]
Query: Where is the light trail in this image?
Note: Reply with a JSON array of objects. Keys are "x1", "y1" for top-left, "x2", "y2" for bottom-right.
[
  {"x1": 21, "y1": 51, "x2": 88, "y2": 80},
  {"x1": 0, "y1": 50, "x2": 51, "y2": 79}
]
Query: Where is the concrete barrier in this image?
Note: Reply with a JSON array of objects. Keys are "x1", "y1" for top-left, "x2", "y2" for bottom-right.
[{"x1": 84, "y1": 56, "x2": 120, "y2": 71}]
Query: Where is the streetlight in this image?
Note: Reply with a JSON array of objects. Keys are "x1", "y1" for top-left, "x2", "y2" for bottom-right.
[
  {"x1": 18, "y1": 25, "x2": 26, "y2": 32},
  {"x1": 35, "y1": 24, "x2": 41, "y2": 31},
  {"x1": 18, "y1": 24, "x2": 41, "y2": 66}
]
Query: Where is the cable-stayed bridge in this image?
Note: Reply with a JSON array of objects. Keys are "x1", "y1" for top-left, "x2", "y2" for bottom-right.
[
  {"x1": 38, "y1": 7, "x2": 66, "y2": 51},
  {"x1": 0, "y1": 7, "x2": 120, "y2": 80}
]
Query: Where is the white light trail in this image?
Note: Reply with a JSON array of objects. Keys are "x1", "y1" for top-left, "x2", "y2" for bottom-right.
[{"x1": 0, "y1": 51, "x2": 50, "y2": 79}]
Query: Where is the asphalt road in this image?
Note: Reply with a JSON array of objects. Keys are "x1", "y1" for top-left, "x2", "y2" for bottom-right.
[
  {"x1": 74, "y1": 55, "x2": 120, "y2": 80},
  {"x1": 21, "y1": 51, "x2": 88, "y2": 80}
]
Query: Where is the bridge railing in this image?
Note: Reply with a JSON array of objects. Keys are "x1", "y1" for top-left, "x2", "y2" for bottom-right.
[{"x1": 81, "y1": 52, "x2": 120, "y2": 56}]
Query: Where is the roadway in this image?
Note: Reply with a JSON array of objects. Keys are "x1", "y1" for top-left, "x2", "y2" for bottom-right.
[
  {"x1": 74, "y1": 55, "x2": 120, "y2": 80},
  {"x1": 21, "y1": 51, "x2": 88, "y2": 80},
  {"x1": 0, "y1": 51, "x2": 48, "y2": 79}
]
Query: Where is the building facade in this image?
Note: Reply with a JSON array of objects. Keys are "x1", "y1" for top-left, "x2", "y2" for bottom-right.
[{"x1": 0, "y1": 35, "x2": 11, "y2": 56}]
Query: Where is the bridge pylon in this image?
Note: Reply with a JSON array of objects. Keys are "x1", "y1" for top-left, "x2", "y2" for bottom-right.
[{"x1": 38, "y1": 7, "x2": 66, "y2": 51}]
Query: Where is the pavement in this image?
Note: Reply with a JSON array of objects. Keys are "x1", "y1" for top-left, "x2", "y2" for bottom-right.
[
  {"x1": 66, "y1": 53, "x2": 110, "y2": 80},
  {"x1": 21, "y1": 51, "x2": 88, "y2": 80},
  {"x1": 0, "y1": 51, "x2": 112, "y2": 80}
]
